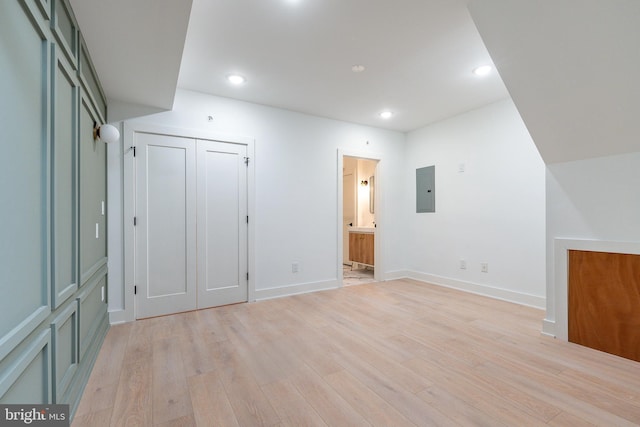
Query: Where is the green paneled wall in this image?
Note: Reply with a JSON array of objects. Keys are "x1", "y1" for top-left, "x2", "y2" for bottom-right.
[
  {"x1": 0, "y1": 0, "x2": 110, "y2": 418},
  {"x1": 0, "y1": 0, "x2": 50, "y2": 362}
]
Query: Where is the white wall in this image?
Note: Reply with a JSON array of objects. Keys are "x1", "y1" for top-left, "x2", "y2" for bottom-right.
[
  {"x1": 108, "y1": 89, "x2": 406, "y2": 317},
  {"x1": 544, "y1": 152, "x2": 640, "y2": 331},
  {"x1": 403, "y1": 99, "x2": 546, "y2": 307},
  {"x1": 108, "y1": 91, "x2": 550, "y2": 320},
  {"x1": 106, "y1": 124, "x2": 124, "y2": 311}
]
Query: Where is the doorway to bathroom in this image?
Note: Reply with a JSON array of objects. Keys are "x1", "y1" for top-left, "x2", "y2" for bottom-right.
[{"x1": 342, "y1": 156, "x2": 378, "y2": 286}]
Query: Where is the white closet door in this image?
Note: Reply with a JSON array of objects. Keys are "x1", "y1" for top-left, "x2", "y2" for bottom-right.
[
  {"x1": 196, "y1": 140, "x2": 248, "y2": 309},
  {"x1": 135, "y1": 133, "x2": 197, "y2": 319}
]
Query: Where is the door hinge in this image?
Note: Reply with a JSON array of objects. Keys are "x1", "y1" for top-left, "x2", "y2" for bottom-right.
[
  {"x1": 130, "y1": 146, "x2": 136, "y2": 157},
  {"x1": 246, "y1": 272, "x2": 249, "y2": 280},
  {"x1": 134, "y1": 285, "x2": 137, "y2": 295},
  {"x1": 244, "y1": 156, "x2": 250, "y2": 166},
  {"x1": 246, "y1": 215, "x2": 249, "y2": 224},
  {"x1": 133, "y1": 216, "x2": 137, "y2": 226}
]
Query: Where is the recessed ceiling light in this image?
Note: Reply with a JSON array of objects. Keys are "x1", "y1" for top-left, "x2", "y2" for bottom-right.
[
  {"x1": 352, "y1": 64, "x2": 365, "y2": 73},
  {"x1": 227, "y1": 74, "x2": 246, "y2": 85},
  {"x1": 380, "y1": 111, "x2": 393, "y2": 119},
  {"x1": 472, "y1": 65, "x2": 492, "y2": 76}
]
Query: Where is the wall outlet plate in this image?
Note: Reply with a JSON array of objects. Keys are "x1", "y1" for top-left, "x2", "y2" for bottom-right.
[
  {"x1": 481, "y1": 262, "x2": 489, "y2": 273},
  {"x1": 460, "y1": 259, "x2": 467, "y2": 269}
]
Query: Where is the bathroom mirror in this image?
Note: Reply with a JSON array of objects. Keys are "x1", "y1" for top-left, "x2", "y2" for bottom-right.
[{"x1": 369, "y1": 176, "x2": 375, "y2": 214}]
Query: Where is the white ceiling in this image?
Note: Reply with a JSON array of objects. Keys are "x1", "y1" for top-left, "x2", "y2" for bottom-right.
[{"x1": 70, "y1": 0, "x2": 509, "y2": 132}]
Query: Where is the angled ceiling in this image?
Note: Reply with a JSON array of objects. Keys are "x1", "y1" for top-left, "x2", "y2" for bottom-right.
[
  {"x1": 69, "y1": 0, "x2": 192, "y2": 114},
  {"x1": 68, "y1": 0, "x2": 640, "y2": 161},
  {"x1": 469, "y1": 0, "x2": 640, "y2": 164},
  {"x1": 70, "y1": 0, "x2": 509, "y2": 132}
]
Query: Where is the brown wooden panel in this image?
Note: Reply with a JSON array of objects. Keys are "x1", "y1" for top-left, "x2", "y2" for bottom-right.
[
  {"x1": 361, "y1": 233, "x2": 374, "y2": 265},
  {"x1": 568, "y1": 250, "x2": 640, "y2": 362},
  {"x1": 349, "y1": 233, "x2": 374, "y2": 266}
]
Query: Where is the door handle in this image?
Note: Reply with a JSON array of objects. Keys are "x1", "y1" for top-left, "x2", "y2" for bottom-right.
[{"x1": 348, "y1": 223, "x2": 353, "y2": 226}]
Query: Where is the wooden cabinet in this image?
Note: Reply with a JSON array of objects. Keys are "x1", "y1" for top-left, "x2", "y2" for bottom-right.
[{"x1": 349, "y1": 232, "x2": 374, "y2": 266}]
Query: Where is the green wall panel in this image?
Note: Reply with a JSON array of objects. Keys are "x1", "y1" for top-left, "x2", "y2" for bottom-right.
[
  {"x1": 0, "y1": 330, "x2": 51, "y2": 404},
  {"x1": 78, "y1": 275, "x2": 107, "y2": 360},
  {"x1": 51, "y1": 300, "x2": 77, "y2": 402},
  {"x1": 79, "y1": 39, "x2": 107, "y2": 121},
  {"x1": 36, "y1": 0, "x2": 50, "y2": 20},
  {"x1": 0, "y1": 0, "x2": 51, "y2": 361},
  {"x1": 79, "y1": 98, "x2": 107, "y2": 282},
  {"x1": 52, "y1": 48, "x2": 79, "y2": 308},
  {"x1": 51, "y1": 0, "x2": 77, "y2": 67}
]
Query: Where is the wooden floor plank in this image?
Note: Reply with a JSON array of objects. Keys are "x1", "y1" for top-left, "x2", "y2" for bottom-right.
[
  {"x1": 107, "y1": 352, "x2": 152, "y2": 427},
  {"x1": 74, "y1": 323, "x2": 131, "y2": 417},
  {"x1": 288, "y1": 365, "x2": 370, "y2": 427},
  {"x1": 261, "y1": 379, "x2": 328, "y2": 427},
  {"x1": 151, "y1": 338, "x2": 193, "y2": 425},
  {"x1": 73, "y1": 280, "x2": 640, "y2": 427},
  {"x1": 417, "y1": 385, "x2": 512, "y2": 427},
  {"x1": 187, "y1": 372, "x2": 239, "y2": 427},
  {"x1": 323, "y1": 369, "x2": 416, "y2": 427},
  {"x1": 72, "y1": 407, "x2": 113, "y2": 427},
  {"x1": 406, "y1": 357, "x2": 550, "y2": 426}
]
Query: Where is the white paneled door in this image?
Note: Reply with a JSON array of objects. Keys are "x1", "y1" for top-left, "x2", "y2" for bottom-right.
[
  {"x1": 196, "y1": 140, "x2": 248, "y2": 308},
  {"x1": 135, "y1": 132, "x2": 248, "y2": 319}
]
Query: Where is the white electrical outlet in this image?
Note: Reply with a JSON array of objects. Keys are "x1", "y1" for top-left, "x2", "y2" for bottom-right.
[
  {"x1": 460, "y1": 259, "x2": 467, "y2": 270},
  {"x1": 292, "y1": 262, "x2": 300, "y2": 273},
  {"x1": 481, "y1": 262, "x2": 489, "y2": 273},
  {"x1": 458, "y1": 163, "x2": 466, "y2": 173}
]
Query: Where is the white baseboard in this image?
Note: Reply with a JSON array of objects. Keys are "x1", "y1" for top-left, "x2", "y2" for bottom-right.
[
  {"x1": 383, "y1": 270, "x2": 410, "y2": 281},
  {"x1": 541, "y1": 319, "x2": 556, "y2": 337},
  {"x1": 403, "y1": 270, "x2": 546, "y2": 310},
  {"x1": 254, "y1": 279, "x2": 339, "y2": 301},
  {"x1": 107, "y1": 281, "x2": 339, "y2": 322},
  {"x1": 109, "y1": 273, "x2": 546, "y2": 323},
  {"x1": 108, "y1": 309, "x2": 133, "y2": 325}
]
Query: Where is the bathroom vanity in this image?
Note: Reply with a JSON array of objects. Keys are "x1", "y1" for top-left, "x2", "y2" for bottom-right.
[{"x1": 348, "y1": 228, "x2": 374, "y2": 267}]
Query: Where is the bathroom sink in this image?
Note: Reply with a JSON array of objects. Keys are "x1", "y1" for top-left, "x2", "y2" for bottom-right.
[{"x1": 349, "y1": 227, "x2": 375, "y2": 233}]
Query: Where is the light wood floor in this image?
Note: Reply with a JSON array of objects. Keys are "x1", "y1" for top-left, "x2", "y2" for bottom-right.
[{"x1": 73, "y1": 279, "x2": 640, "y2": 426}]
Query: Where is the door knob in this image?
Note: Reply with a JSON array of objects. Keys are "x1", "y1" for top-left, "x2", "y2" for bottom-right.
[{"x1": 348, "y1": 223, "x2": 353, "y2": 226}]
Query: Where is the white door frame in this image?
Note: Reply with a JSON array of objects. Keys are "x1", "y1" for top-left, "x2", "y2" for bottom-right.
[
  {"x1": 122, "y1": 122, "x2": 255, "y2": 322},
  {"x1": 337, "y1": 149, "x2": 383, "y2": 286}
]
